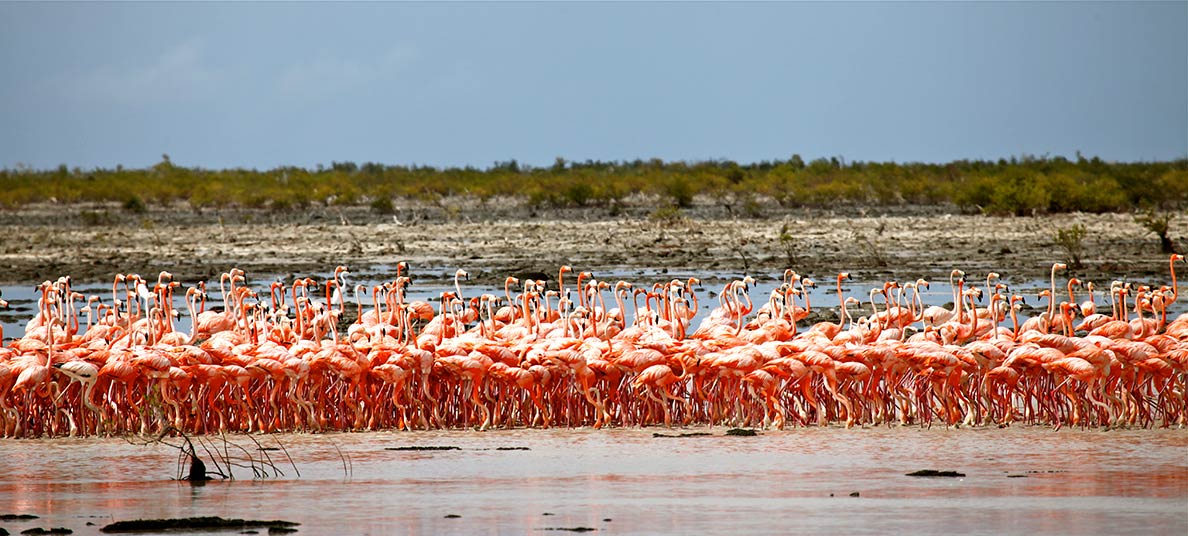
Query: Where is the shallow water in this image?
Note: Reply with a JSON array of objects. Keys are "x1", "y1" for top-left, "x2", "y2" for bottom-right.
[
  {"x1": 5, "y1": 269, "x2": 1183, "y2": 343},
  {"x1": 1, "y1": 427, "x2": 1185, "y2": 535}
]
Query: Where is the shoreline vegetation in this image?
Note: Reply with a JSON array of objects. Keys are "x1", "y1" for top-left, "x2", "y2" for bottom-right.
[
  {"x1": 0, "y1": 155, "x2": 1182, "y2": 288},
  {"x1": 2, "y1": 155, "x2": 1184, "y2": 216}
]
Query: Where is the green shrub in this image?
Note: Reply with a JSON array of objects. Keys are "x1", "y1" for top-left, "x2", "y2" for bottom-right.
[
  {"x1": 1055, "y1": 223, "x2": 1088, "y2": 268},
  {"x1": 243, "y1": 193, "x2": 269, "y2": 209},
  {"x1": 1153, "y1": 170, "x2": 1188, "y2": 208},
  {"x1": 664, "y1": 177, "x2": 695, "y2": 208},
  {"x1": 270, "y1": 197, "x2": 294, "y2": 212},
  {"x1": 961, "y1": 170, "x2": 1052, "y2": 215},
  {"x1": 370, "y1": 196, "x2": 395, "y2": 214},
  {"x1": 123, "y1": 195, "x2": 147, "y2": 214},
  {"x1": 648, "y1": 205, "x2": 686, "y2": 225},
  {"x1": 1135, "y1": 210, "x2": 1178, "y2": 253},
  {"x1": 526, "y1": 188, "x2": 554, "y2": 208},
  {"x1": 953, "y1": 175, "x2": 996, "y2": 212},
  {"x1": 742, "y1": 197, "x2": 765, "y2": 218},
  {"x1": 562, "y1": 182, "x2": 595, "y2": 207},
  {"x1": 778, "y1": 222, "x2": 797, "y2": 266},
  {"x1": 79, "y1": 210, "x2": 115, "y2": 226}
]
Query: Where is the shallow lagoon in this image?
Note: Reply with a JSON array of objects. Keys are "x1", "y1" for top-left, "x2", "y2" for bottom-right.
[{"x1": 1, "y1": 426, "x2": 1185, "y2": 535}]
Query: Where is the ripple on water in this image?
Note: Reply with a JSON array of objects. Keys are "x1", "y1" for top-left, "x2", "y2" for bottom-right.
[{"x1": 0, "y1": 427, "x2": 1185, "y2": 535}]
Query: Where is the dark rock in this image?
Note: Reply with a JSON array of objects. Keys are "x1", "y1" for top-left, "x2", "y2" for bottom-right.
[
  {"x1": 0, "y1": 516, "x2": 37, "y2": 521},
  {"x1": 100, "y1": 517, "x2": 298, "y2": 533},
  {"x1": 906, "y1": 470, "x2": 965, "y2": 477},
  {"x1": 849, "y1": 492, "x2": 860, "y2": 497},
  {"x1": 386, "y1": 446, "x2": 461, "y2": 451},
  {"x1": 725, "y1": 428, "x2": 758, "y2": 436},
  {"x1": 444, "y1": 515, "x2": 462, "y2": 519},
  {"x1": 186, "y1": 455, "x2": 211, "y2": 482},
  {"x1": 541, "y1": 528, "x2": 597, "y2": 533},
  {"x1": 652, "y1": 432, "x2": 712, "y2": 438},
  {"x1": 20, "y1": 529, "x2": 72, "y2": 536},
  {"x1": 267, "y1": 528, "x2": 298, "y2": 535}
]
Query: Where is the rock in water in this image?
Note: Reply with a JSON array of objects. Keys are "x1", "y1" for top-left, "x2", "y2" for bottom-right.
[
  {"x1": 187, "y1": 455, "x2": 209, "y2": 482},
  {"x1": 905, "y1": 470, "x2": 965, "y2": 477}
]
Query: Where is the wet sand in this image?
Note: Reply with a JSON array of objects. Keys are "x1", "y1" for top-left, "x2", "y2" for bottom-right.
[{"x1": 0, "y1": 200, "x2": 1177, "y2": 287}]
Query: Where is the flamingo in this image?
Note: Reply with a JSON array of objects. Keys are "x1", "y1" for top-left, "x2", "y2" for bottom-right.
[{"x1": 1, "y1": 261, "x2": 1185, "y2": 437}]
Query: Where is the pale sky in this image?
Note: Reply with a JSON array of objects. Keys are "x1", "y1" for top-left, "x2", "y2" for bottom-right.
[{"x1": 1, "y1": 1, "x2": 1185, "y2": 170}]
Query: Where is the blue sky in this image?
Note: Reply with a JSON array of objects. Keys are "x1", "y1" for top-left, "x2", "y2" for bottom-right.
[{"x1": 1, "y1": 1, "x2": 1184, "y2": 170}]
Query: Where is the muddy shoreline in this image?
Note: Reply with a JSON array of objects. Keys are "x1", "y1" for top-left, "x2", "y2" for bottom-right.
[{"x1": 0, "y1": 201, "x2": 1178, "y2": 288}]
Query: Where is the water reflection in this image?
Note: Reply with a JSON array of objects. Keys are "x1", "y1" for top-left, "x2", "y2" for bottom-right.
[{"x1": 0, "y1": 427, "x2": 1184, "y2": 535}]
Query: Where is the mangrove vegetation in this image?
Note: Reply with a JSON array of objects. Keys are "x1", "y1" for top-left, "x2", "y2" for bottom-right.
[{"x1": 1, "y1": 154, "x2": 1184, "y2": 216}]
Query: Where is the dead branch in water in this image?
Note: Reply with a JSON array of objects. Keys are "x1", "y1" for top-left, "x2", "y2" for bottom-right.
[{"x1": 129, "y1": 427, "x2": 293, "y2": 482}]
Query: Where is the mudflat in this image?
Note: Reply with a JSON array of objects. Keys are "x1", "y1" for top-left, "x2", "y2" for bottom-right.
[{"x1": 0, "y1": 201, "x2": 1176, "y2": 286}]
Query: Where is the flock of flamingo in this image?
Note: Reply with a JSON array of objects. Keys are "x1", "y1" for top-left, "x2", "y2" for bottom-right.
[{"x1": 0, "y1": 255, "x2": 1185, "y2": 438}]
